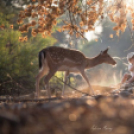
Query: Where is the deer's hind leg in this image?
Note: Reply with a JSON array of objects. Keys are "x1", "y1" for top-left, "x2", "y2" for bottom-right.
[
  {"x1": 44, "y1": 67, "x2": 58, "y2": 99},
  {"x1": 36, "y1": 67, "x2": 48, "y2": 98}
]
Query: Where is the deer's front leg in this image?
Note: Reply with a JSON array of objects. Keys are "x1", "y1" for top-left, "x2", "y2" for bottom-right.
[
  {"x1": 80, "y1": 70, "x2": 95, "y2": 96},
  {"x1": 62, "y1": 71, "x2": 70, "y2": 96}
]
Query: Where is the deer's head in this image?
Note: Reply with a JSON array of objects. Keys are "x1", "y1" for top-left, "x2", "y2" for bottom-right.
[{"x1": 99, "y1": 47, "x2": 116, "y2": 65}]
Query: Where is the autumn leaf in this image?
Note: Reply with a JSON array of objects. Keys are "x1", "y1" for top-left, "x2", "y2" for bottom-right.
[
  {"x1": 95, "y1": 39, "x2": 98, "y2": 42},
  {"x1": 0, "y1": 25, "x2": 5, "y2": 29},
  {"x1": 116, "y1": 31, "x2": 120, "y2": 36},
  {"x1": 19, "y1": 37, "x2": 24, "y2": 42},
  {"x1": 24, "y1": 36, "x2": 28, "y2": 41},
  {"x1": 76, "y1": 33, "x2": 80, "y2": 38},
  {"x1": 17, "y1": 19, "x2": 23, "y2": 24},
  {"x1": 42, "y1": 33, "x2": 46, "y2": 38},
  {"x1": 113, "y1": 26, "x2": 119, "y2": 31},
  {"x1": 109, "y1": 34, "x2": 113, "y2": 38},
  {"x1": 58, "y1": 28, "x2": 62, "y2": 32},
  {"x1": 132, "y1": 12, "x2": 134, "y2": 18},
  {"x1": 131, "y1": 19, "x2": 134, "y2": 24},
  {"x1": 10, "y1": 25, "x2": 13, "y2": 29},
  {"x1": 132, "y1": 26, "x2": 134, "y2": 31},
  {"x1": 31, "y1": 20, "x2": 36, "y2": 26},
  {"x1": 70, "y1": 41, "x2": 73, "y2": 45}
]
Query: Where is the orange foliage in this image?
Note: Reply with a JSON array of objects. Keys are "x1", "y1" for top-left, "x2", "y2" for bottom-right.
[
  {"x1": 10, "y1": 25, "x2": 14, "y2": 29},
  {"x1": 19, "y1": 36, "x2": 28, "y2": 42},
  {"x1": 17, "y1": 0, "x2": 134, "y2": 39},
  {"x1": 109, "y1": 34, "x2": 113, "y2": 38},
  {"x1": 0, "y1": 25, "x2": 5, "y2": 29}
]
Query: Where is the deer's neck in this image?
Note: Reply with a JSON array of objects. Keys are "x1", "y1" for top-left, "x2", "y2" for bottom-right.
[{"x1": 86, "y1": 55, "x2": 103, "y2": 69}]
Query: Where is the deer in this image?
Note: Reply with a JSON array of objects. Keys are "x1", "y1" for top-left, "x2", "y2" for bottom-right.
[{"x1": 35, "y1": 46, "x2": 116, "y2": 98}]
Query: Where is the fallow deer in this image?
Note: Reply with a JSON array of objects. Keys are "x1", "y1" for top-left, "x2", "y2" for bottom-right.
[{"x1": 36, "y1": 46, "x2": 116, "y2": 98}]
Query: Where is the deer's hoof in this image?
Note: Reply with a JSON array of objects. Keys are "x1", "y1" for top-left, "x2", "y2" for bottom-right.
[
  {"x1": 82, "y1": 94, "x2": 90, "y2": 97},
  {"x1": 92, "y1": 94, "x2": 96, "y2": 97},
  {"x1": 34, "y1": 93, "x2": 39, "y2": 99},
  {"x1": 61, "y1": 95, "x2": 65, "y2": 99}
]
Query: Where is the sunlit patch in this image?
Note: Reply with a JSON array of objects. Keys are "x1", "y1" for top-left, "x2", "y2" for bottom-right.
[
  {"x1": 113, "y1": 72, "x2": 118, "y2": 85},
  {"x1": 113, "y1": 57, "x2": 121, "y2": 60},
  {"x1": 85, "y1": 25, "x2": 102, "y2": 41},
  {"x1": 126, "y1": 0, "x2": 134, "y2": 9},
  {"x1": 131, "y1": 100, "x2": 134, "y2": 105},
  {"x1": 95, "y1": 90, "x2": 101, "y2": 95},
  {"x1": 72, "y1": 91, "x2": 75, "y2": 94},
  {"x1": 86, "y1": 100, "x2": 96, "y2": 106},
  {"x1": 69, "y1": 114, "x2": 77, "y2": 121}
]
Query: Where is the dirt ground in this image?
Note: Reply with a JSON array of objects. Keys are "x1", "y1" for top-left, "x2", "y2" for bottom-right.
[{"x1": 0, "y1": 85, "x2": 134, "y2": 134}]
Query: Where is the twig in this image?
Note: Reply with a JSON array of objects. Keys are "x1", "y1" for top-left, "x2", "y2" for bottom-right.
[
  {"x1": 0, "y1": 97, "x2": 63, "y2": 102},
  {"x1": 53, "y1": 76, "x2": 91, "y2": 96}
]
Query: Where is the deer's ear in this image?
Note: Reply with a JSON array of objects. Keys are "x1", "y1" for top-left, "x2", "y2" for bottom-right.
[
  {"x1": 103, "y1": 47, "x2": 109, "y2": 53},
  {"x1": 101, "y1": 47, "x2": 109, "y2": 55}
]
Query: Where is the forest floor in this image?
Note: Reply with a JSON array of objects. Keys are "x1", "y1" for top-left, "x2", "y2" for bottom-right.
[{"x1": 0, "y1": 85, "x2": 134, "y2": 134}]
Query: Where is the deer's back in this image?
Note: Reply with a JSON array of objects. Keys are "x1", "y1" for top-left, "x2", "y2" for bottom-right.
[{"x1": 43, "y1": 46, "x2": 86, "y2": 64}]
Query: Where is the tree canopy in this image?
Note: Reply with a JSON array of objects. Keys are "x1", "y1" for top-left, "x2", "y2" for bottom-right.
[{"x1": 16, "y1": 0, "x2": 134, "y2": 40}]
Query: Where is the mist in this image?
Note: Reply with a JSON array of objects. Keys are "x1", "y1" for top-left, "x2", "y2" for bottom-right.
[{"x1": 55, "y1": 19, "x2": 133, "y2": 87}]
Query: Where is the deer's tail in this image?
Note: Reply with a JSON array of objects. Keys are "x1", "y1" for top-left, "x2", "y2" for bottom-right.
[{"x1": 38, "y1": 50, "x2": 46, "y2": 70}]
